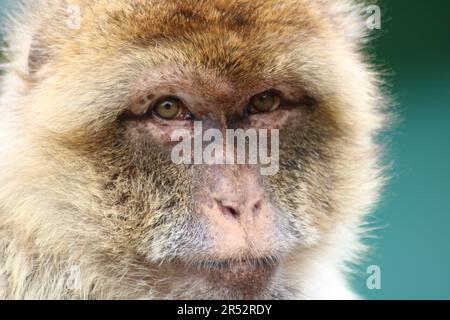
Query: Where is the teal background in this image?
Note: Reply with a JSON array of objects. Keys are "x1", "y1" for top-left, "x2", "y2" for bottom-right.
[
  {"x1": 0, "y1": 0, "x2": 449, "y2": 299},
  {"x1": 352, "y1": 0, "x2": 450, "y2": 300}
]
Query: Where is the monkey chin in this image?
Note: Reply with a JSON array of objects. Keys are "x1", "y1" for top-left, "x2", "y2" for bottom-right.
[
  {"x1": 208, "y1": 259, "x2": 276, "y2": 287},
  {"x1": 174, "y1": 257, "x2": 280, "y2": 299}
]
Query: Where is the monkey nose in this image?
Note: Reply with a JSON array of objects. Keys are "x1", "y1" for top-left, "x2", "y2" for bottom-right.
[
  {"x1": 203, "y1": 165, "x2": 266, "y2": 223},
  {"x1": 196, "y1": 170, "x2": 273, "y2": 258},
  {"x1": 215, "y1": 197, "x2": 263, "y2": 220}
]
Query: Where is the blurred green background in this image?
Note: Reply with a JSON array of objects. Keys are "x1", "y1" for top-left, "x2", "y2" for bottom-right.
[
  {"x1": 0, "y1": 0, "x2": 449, "y2": 299},
  {"x1": 352, "y1": 0, "x2": 450, "y2": 300}
]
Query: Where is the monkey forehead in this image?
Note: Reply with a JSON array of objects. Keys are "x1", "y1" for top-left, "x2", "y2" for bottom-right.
[
  {"x1": 75, "y1": 0, "x2": 328, "y2": 69},
  {"x1": 132, "y1": 66, "x2": 235, "y2": 100},
  {"x1": 66, "y1": 0, "x2": 355, "y2": 94},
  {"x1": 98, "y1": 0, "x2": 324, "y2": 41},
  {"x1": 46, "y1": 0, "x2": 352, "y2": 92}
]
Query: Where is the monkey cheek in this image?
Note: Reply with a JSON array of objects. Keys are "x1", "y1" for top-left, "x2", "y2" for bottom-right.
[{"x1": 125, "y1": 118, "x2": 193, "y2": 150}]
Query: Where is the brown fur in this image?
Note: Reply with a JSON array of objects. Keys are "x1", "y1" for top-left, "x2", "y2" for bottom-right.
[{"x1": 0, "y1": 0, "x2": 387, "y2": 299}]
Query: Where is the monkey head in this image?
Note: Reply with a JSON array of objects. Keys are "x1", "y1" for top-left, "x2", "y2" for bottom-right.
[{"x1": 0, "y1": 0, "x2": 386, "y2": 299}]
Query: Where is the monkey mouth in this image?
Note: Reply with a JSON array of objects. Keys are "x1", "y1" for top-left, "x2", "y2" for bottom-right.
[
  {"x1": 188, "y1": 256, "x2": 280, "y2": 296},
  {"x1": 159, "y1": 256, "x2": 281, "y2": 299},
  {"x1": 190, "y1": 255, "x2": 280, "y2": 274}
]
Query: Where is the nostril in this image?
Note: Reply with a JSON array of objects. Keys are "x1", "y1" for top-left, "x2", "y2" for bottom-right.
[
  {"x1": 224, "y1": 206, "x2": 240, "y2": 218},
  {"x1": 216, "y1": 200, "x2": 241, "y2": 219},
  {"x1": 252, "y1": 200, "x2": 262, "y2": 215}
]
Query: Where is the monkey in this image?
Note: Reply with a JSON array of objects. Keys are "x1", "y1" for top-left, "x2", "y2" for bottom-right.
[{"x1": 0, "y1": 0, "x2": 388, "y2": 299}]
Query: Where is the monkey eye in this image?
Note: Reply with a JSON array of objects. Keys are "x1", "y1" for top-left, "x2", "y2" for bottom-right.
[
  {"x1": 151, "y1": 97, "x2": 193, "y2": 121},
  {"x1": 248, "y1": 91, "x2": 282, "y2": 114}
]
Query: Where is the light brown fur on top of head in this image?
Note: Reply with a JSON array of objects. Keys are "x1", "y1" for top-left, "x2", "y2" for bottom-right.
[{"x1": 0, "y1": 0, "x2": 388, "y2": 299}]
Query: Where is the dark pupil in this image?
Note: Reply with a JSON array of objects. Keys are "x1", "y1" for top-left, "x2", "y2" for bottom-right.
[
  {"x1": 258, "y1": 94, "x2": 273, "y2": 108},
  {"x1": 162, "y1": 102, "x2": 173, "y2": 109}
]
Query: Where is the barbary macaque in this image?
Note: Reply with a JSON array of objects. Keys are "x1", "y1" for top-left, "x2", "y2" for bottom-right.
[{"x1": 0, "y1": 0, "x2": 387, "y2": 299}]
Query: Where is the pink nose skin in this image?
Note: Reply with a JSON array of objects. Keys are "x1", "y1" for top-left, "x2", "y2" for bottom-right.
[
  {"x1": 215, "y1": 198, "x2": 263, "y2": 220},
  {"x1": 197, "y1": 166, "x2": 274, "y2": 259}
]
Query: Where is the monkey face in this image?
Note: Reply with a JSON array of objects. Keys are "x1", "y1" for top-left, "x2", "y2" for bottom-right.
[{"x1": 3, "y1": 0, "x2": 384, "y2": 299}]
